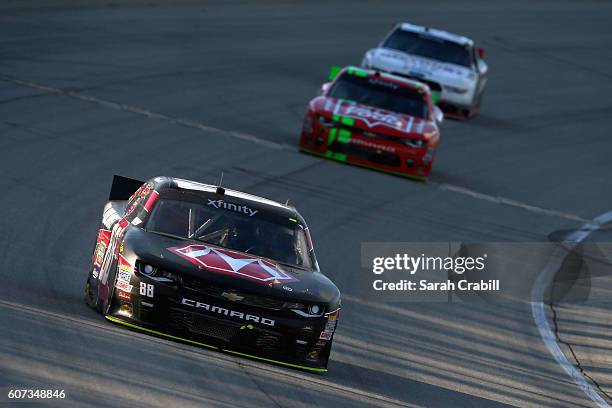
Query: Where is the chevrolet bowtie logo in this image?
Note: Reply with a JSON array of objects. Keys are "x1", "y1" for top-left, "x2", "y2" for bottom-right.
[{"x1": 221, "y1": 292, "x2": 244, "y2": 302}]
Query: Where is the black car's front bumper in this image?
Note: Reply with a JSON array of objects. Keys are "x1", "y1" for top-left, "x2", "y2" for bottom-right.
[{"x1": 107, "y1": 275, "x2": 337, "y2": 373}]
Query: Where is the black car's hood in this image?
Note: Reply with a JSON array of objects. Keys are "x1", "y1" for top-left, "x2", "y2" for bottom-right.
[{"x1": 124, "y1": 227, "x2": 340, "y2": 306}]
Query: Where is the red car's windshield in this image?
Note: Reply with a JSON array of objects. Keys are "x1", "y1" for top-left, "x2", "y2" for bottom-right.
[{"x1": 328, "y1": 73, "x2": 428, "y2": 119}]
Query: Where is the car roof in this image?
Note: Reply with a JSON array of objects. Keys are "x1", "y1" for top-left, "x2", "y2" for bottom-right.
[
  {"x1": 398, "y1": 22, "x2": 474, "y2": 47},
  {"x1": 341, "y1": 66, "x2": 431, "y2": 94},
  {"x1": 151, "y1": 177, "x2": 301, "y2": 219}
]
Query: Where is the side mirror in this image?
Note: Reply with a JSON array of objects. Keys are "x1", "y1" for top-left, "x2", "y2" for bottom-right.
[
  {"x1": 477, "y1": 59, "x2": 488, "y2": 75},
  {"x1": 430, "y1": 90, "x2": 441, "y2": 104},
  {"x1": 476, "y1": 47, "x2": 485, "y2": 59},
  {"x1": 321, "y1": 82, "x2": 332, "y2": 95},
  {"x1": 433, "y1": 106, "x2": 444, "y2": 124}
]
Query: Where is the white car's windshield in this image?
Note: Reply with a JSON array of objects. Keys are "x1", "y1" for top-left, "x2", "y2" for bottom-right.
[{"x1": 383, "y1": 29, "x2": 472, "y2": 68}]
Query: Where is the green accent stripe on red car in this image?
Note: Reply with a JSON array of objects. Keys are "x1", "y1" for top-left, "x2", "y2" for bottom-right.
[
  {"x1": 328, "y1": 65, "x2": 342, "y2": 81},
  {"x1": 347, "y1": 67, "x2": 368, "y2": 77},
  {"x1": 327, "y1": 128, "x2": 338, "y2": 145},
  {"x1": 337, "y1": 129, "x2": 351, "y2": 144}
]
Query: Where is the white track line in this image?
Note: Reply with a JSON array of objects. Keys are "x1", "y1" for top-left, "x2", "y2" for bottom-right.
[
  {"x1": 531, "y1": 210, "x2": 612, "y2": 408},
  {"x1": 438, "y1": 184, "x2": 590, "y2": 223},
  {"x1": 0, "y1": 76, "x2": 293, "y2": 151},
  {"x1": 0, "y1": 75, "x2": 591, "y2": 225}
]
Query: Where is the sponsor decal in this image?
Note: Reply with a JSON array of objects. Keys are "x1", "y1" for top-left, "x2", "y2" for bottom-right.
[
  {"x1": 116, "y1": 280, "x2": 133, "y2": 293},
  {"x1": 92, "y1": 229, "x2": 111, "y2": 269},
  {"x1": 125, "y1": 183, "x2": 153, "y2": 218},
  {"x1": 319, "y1": 307, "x2": 340, "y2": 339},
  {"x1": 181, "y1": 298, "x2": 275, "y2": 326},
  {"x1": 118, "y1": 254, "x2": 133, "y2": 273},
  {"x1": 118, "y1": 218, "x2": 129, "y2": 230},
  {"x1": 325, "y1": 320, "x2": 337, "y2": 332},
  {"x1": 368, "y1": 78, "x2": 398, "y2": 90},
  {"x1": 319, "y1": 331, "x2": 333, "y2": 340},
  {"x1": 101, "y1": 220, "x2": 129, "y2": 285},
  {"x1": 379, "y1": 50, "x2": 469, "y2": 77},
  {"x1": 324, "y1": 99, "x2": 416, "y2": 132},
  {"x1": 118, "y1": 269, "x2": 131, "y2": 283},
  {"x1": 207, "y1": 199, "x2": 258, "y2": 217},
  {"x1": 168, "y1": 244, "x2": 297, "y2": 284},
  {"x1": 143, "y1": 190, "x2": 159, "y2": 212},
  {"x1": 118, "y1": 290, "x2": 131, "y2": 301}
]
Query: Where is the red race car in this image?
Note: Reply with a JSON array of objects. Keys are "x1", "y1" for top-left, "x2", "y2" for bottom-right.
[{"x1": 299, "y1": 66, "x2": 443, "y2": 181}]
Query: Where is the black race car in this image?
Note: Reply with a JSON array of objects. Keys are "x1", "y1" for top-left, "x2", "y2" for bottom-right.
[{"x1": 84, "y1": 175, "x2": 341, "y2": 372}]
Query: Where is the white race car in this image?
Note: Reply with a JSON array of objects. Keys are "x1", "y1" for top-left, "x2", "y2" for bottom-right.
[{"x1": 361, "y1": 23, "x2": 488, "y2": 119}]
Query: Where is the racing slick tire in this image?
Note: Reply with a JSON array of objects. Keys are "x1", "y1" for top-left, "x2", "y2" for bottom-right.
[{"x1": 466, "y1": 90, "x2": 484, "y2": 119}]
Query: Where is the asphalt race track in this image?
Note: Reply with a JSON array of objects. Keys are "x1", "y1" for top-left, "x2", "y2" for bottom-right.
[{"x1": 1, "y1": 1, "x2": 612, "y2": 407}]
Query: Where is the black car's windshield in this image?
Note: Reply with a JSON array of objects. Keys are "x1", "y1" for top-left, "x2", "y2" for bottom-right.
[
  {"x1": 383, "y1": 29, "x2": 472, "y2": 68},
  {"x1": 145, "y1": 199, "x2": 313, "y2": 269},
  {"x1": 328, "y1": 73, "x2": 428, "y2": 119}
]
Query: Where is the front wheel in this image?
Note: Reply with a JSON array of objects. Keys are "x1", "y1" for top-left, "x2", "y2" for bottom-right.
[{"x1": 466, "y1": 90, "x2": 484, "y2": 119}]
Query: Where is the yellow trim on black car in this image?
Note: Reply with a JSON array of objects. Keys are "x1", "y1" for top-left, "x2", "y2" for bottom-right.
[
  {"x1": 222, "y1": 349, "x2": 327, "y2": 373},
  {"x1": 105, "y1": 315, "x2": 327, "y2": 373},
  {"x1": 105, "y1": 315, "x2": 217, "y2": 349}
]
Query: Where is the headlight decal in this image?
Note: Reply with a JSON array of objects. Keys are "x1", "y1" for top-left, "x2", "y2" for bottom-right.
[
  {"x1": 402, "y1": 138, "x2": 426, "y2": 148},
  {"x1": 444, "y1": 85, "x2": 469, "y2": 94},
  {"x1": 289, "y1": 302, "x2": 325, "y2": 317}
]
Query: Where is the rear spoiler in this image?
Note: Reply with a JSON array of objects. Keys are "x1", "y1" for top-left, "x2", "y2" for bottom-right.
[{"x1": 109, "y1": 175, "x2": 144, "y2": 201}]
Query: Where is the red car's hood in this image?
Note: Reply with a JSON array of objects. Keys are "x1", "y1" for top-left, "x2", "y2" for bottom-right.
[{"x1": 312, "y1": 96, "x2": 437, "y2": 138}]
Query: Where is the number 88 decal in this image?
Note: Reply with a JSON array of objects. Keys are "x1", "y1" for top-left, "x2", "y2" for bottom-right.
[{"x1": 140, "y1": 282, "x2": 154, "y2": 298}]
